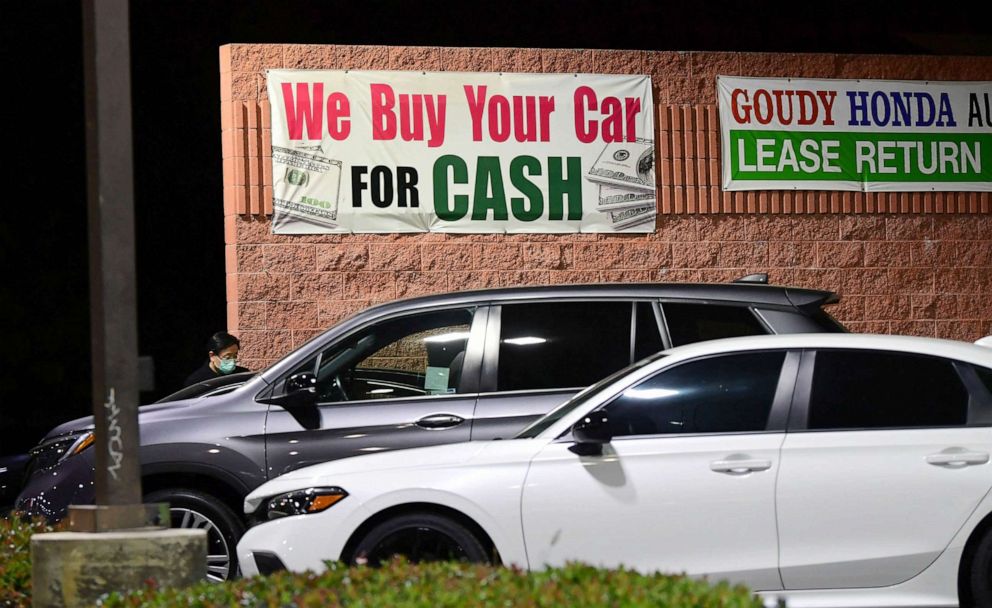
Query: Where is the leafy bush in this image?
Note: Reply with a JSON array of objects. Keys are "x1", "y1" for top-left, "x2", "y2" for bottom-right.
[
  {"x1": 99, "y1": 559, "x2": 764, "y2": 608},
  {"x1": 1, "y1": 516, "x2": 58, "y2": 608}
]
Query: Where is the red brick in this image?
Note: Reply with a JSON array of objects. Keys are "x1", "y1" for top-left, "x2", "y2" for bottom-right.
[
  {"x1": 646, "y1": 52, "x2": 691, "y2": 85},
  {"x1": 447, "y1": 271, "x2": 501, "y2": 291},
  {"x1": 844, "y1": 321, "x2": 891, "y2": 334},
  {"x1": 573, "y1": 243, "x2": 624, "y2": 269},
  {"x1": 934, "y1": 216, "x2": 992, "y2": 241},
  {"x1": 890, "y1": 321, "x2": 937, "y2": 338},
  {"x1": 290, "y1": 273, "x2": 342, "y2": 301},
  {"x1": 671, "y1": 242, "x2": 721, "y2": 268},
  {"x1": 316, "y1": 244, "x2": 368, "y2": 271},
  {"x1": 698, "y1": 268, "x2": 749, "y2": 283},
  {"x1": 238, "y1": 273, "x2": 291, "y2": 301},
  {"x1": 266, "y1": 301, "x2": 318, "y2": 330},
  {"x1": 521, "y1": 244, "x2": 569, "y2": 270},
  {"x1": 394, "y1": 272, "x2": 449, "y2": 298},
  {"x1": 369, "y1": 244, "x2": 422, "y2": 271},
  {"x1": 909, "y1": 241, "x2": 956, "y2": 267},
  {"x1": 865, "y1": 296, "x2": 910, "y2": 321},
  {"x1": 292, "y1": 329, "x2": 323, "y2": 348},
  {"x1": 690, "y1": 52, "x2": 740, "y2": 104},
  {"x1": 348, "y1": 45, "x2": 392, "y2": 69},
  {"x1": 318, "y1": 301, "x2": 368, "y2": 328},
  {"x1": 830, "y1": 295, "x2": 865, "y2": 322},
  {"x1": 388, "y1": 46, "x2": 442, "y2": 70},
  {"x1": 238, "y1": 302, "x2": 266, "y2": 329},
  {"x1": 936, "y1": 321, "x2": 986, "y2": 342},
  {"x1": 888, "y1": 268, "x2": 934, "y2": 293},
  {"x1": 589, "y1": 49, "x2": 645, "y2": 74},
  {"x1": 238, "y1": 330, "x2": 293, "y2": 359},
  {"x1": 955, "y1": 241, "x2": 992, "y2": 267},
  {"x1": 474, "y1": 244, "x2": 522, "y2": 270},
  {"x1": 720, "y1": 242, "x2": 769, "y2": 268},
  {"x1": 283, "y1": 44, "x2": 341, "y2": 69},
  {"x1": 541, "y1": 49, "x2": 594, "y2": 73},
  {"x1": 262, "y1": 244, "x2": 315, "y2": 273},
  {"x1": 816, "y1": 242, "x2": 864, "y2": 268},
  {"x1": 546, "y1": 271, "x2": 602, "y2": 285},
  {"x1": 651, "y1": 216, "x2": 698, "y2": 242},
  {"x1": 657, "y1": 269, "x2": 702, "y2": 283},
  {"x1": 603, "y1": 270, "x2": 656, "y2": 283},
  {"x1": 342, "y1": 271, "x2": 396, "y2": 302},
  {"x1": 229, "y1": 44, "x2": 283, "y2": 72},
  {"x1": 864, "y1": 242, "x2": 912, "y2": 267},
  {"x1": 886, "y1": 216, "x2": 933, "y2": 240},
  {"x1": 697, "y1": 216, "x2": 749, "y2": 241},
  {"x1": 937, "y1": 268, "x2": 990, "y2": 294},
  {"x1": 501, "y1": 271, "x2": 552, "y2": 287},
  {"x1": 618, "y1": 243, "x2": 673, "y2": 268},
  {"x1": 769, "y1": 242, "x2": 816, "y2": 268},
  {"x1": 421, "y1": 245, "x2": 474, "y2": 271},
  {"x1": 492, "y1": 48, "x2": 543, "y2": 72},
  {"x1": 839, "y1": 217, "x2": 886, "y2": 241},
  {"x1": 443, "y1": 47, "x2": 493, "y2": 71}
]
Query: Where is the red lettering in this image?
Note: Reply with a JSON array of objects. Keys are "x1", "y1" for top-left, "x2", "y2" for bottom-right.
[
  {"x1": 753, "y1": 89, "x2": 773, "y2": 125},
  {"x1": 772, "y1": 90, "x2": 795, "y2": 125},
  {"x1": 539, "y1": 96, "x2": 555, "y2": 142},
  {"x1": 399, "y1": 94, "x2": 424, "y2": 142},
  {"x1": 325, "y1": 92, "x2": 350, "y2": 140},
  {"x1": 817, "y1": 90, "x2": 837, "y2": 126},
  {"x1": 281, "y1": 82, "x2": 323, "y2": 140},
  {"x1": 464, "y1": 85, "x2": 487, "y2": 142},
  {"x1": 601, "y1": 97, "x2": 623, "y2": 142},
  {"x1": 574, "y1": 86, "x2": 597, "y2": 143},
  {"x1": 797, "y1": 90, "x2": 818, "y2": 125},
  {"x1": 513, "y1": 95, "x2": 537, "y2": 142},
  {"x1": 624, "y1": 97, "x2": 641, "y2": 142},
  {"x1": 731, "y1": 89, "x2": 751, "y2": 124},
  {"x1": 370, "y1": 84, "x2": 397, "y2": 141},
  {"x1": 489, "y1": 95, "x2": 511, "y2": 142}
]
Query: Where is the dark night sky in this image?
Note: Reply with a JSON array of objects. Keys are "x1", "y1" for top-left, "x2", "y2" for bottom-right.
[{"x1": 1, "y1": 0, "x2": 990, "y2": 455}]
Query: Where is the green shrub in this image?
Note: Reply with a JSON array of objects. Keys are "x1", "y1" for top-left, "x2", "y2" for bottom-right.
[
  {"x1": 99, "y1": 559, "x2": 764, "y2": 608},
  {"x1": 1, "y1": 516, "x2": 58, "y2": 608}
]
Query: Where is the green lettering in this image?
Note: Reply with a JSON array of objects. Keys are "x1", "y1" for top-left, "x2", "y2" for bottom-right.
[
  {"x1": 548, "y1": 156, "x2": 583, "y2": 221},
  {"x1": 509, "y1": 156, "x2": 543, "y2": 222},
  {"x1": 471, "y1": 156, "x2": 508, "y2": 221},
  {"x1": 433, "y1": 155, "x2": 469, "y2": 221}
]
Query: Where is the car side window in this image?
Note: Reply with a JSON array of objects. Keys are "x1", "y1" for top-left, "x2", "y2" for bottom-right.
[
  {"x1": 663, "y1": 303, "x2": 766, "y2": 347},
  {"x1": 604, "y1": 352, "x2": 786, "y2": 437},
  {"x1": 808, "y1": 350, "x2": 969, "y2": 430},
  {"x1": 312, "y1": 308, "x2": 474, "y2": 402},
  {"x1": 497, "y1": 302, "x2": 631, "y2": 392},
  {"x1": 634, "y1": 302, "x2": 664, "y2": 361},
  {"x1": 977, "y1": 366, "x2": 992, "y2": 396}
]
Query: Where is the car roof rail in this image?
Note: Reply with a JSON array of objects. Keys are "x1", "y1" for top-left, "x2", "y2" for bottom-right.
[{"x1": 732, "y1": 273, "x2": 769, "y2": 285}]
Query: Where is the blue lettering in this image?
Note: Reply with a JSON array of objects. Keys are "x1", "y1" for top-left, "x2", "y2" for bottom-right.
[
  {"x1": 936, "y1": 93, "x2": 957, "y2": 127},
  {"x1": 871, "y1": 91, "x2": 891, "y2": 126},
  {"x1": 847, "y1": 92, "x2": 871, "y2": 126}
]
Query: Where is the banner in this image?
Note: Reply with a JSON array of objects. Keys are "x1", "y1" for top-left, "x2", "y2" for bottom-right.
[
  {"x1": 718, "y1": 76, "x2": 992, "y2": 191},
  {"x1": 266, "y1": 70, "x2": 656, "y2": 234}
]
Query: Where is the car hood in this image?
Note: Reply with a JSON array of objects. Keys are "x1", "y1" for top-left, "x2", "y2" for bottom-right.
[
  {"x1": 244, "y1": 439, "x2": 543, "y2": 512},
  {"x1": 43, "y1": 401, "x2": 200, "y2": 439}
]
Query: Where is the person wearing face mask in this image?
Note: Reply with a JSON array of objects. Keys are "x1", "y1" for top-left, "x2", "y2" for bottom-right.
[{"x1": 183, "y1": 331, "x2": 250, "y2": 387}]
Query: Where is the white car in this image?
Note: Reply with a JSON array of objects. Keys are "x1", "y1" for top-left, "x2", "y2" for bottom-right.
[{"x1": 237, "y1": 334, "x2": 992, "y2": 608}]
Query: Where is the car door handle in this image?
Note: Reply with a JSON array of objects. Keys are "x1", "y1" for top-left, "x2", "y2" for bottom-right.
[
  {"x1": 709, "y1": 459, "x2": 772, "y2": 474},
  {"x1": 926, "y1": 450, "x2": 989, "y2": 467},
  {"x1": 415, "y1": 414, "x2": 466, "y2": 429}
]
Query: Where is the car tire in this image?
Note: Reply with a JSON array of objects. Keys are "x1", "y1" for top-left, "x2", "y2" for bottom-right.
[
  {"x1": 968, "y1": 526, "x2": 992, "y2": 608},
  {"x1": 145, "y1": 488, "x2": 245, "y2": 582},
  {"x1": 350, "y1": 512, "x2": 490, "y2": 566}
]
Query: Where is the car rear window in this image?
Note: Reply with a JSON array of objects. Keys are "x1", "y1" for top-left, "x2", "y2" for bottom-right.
[
  {"x1": 809, "y1": 350, "x2": 969, "y2": 430},
  {"x1": 662, "y1": 303, "x2": 767, "y2": 347}
]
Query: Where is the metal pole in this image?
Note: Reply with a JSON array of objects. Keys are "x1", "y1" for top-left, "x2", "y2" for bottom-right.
[{"x1": 72, "y1": 0, "x2": 148, "y2": 531}]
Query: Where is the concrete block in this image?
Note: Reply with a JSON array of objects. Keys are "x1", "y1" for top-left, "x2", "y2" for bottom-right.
[{"x1": 31, "y1": 529, "x2": 205, "y2": 607}]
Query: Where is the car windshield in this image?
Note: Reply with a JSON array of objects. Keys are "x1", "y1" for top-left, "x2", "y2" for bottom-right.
[
  {"x1": 515, "y1": 353, "x2": 667, "y2": 439},
  {"x1": 154, "y1": 371, "x2": 257, "y2": 403}
]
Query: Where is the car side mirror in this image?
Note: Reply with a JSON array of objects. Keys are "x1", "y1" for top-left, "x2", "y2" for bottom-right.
[
  {"x1": 569, "y1": 410, "x2": 612, "y2": 456},
  {"x1": 261, "y1": 372, "x2": 317, "y2": 410}
]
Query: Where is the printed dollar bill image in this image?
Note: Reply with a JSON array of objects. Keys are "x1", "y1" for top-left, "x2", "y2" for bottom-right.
[
  {"x1": 587, "y1": 138, "x2": 656, "y2": 191},
  {"x1": 272, "y1": 145, "x2": 344, "y2": 232}
]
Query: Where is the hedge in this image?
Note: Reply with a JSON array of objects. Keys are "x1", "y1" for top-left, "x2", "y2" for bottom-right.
[{"x1": 2, "y1": 516, "x2": 765, "y2": 608}]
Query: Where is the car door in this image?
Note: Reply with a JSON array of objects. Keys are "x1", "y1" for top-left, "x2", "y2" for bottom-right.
[
  {"x1": 520, "y1": 350, "x2": 797, "y2": 591},
  {"x1": 471, "y1": 300, "x2": 664, "y2": 440},
  {"x1": 264, "y1": 306, "x2": 486, "y2": 477},
  {"x1": 776, "y1": 349, "x2": 992, "y2": 590}
]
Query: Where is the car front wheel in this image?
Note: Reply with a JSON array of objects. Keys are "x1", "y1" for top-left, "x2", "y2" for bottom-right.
[
  {"x1": 350, "y1": 512, "x2": 490, "y2": 566},
  {"x1": 145, "y1": 488, "x2": 245, "y2": 582}
]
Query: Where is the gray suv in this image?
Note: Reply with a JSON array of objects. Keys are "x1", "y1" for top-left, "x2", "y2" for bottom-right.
[{"x1": 16, "y1": 281, "x2": 844, "y2": 580}]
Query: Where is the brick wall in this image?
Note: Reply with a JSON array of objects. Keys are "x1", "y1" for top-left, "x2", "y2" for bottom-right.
[{"x1": 220, "y1": 45, "x2": 992, "y2": 370}]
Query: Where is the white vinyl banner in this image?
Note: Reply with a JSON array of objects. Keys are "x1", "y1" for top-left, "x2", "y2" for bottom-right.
[
  {"x1": 266, "y1": 70, "x2": 656, "y2": 234},
  {"x1": 718, "y1": 76, "x2": 992, "y2": 192}
]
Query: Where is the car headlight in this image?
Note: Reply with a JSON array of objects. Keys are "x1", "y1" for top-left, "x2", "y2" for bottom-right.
[
  {"x1": 28, "y1": 431, "x2": 95, "y2": 471},
  {"x1": 265, "y1": 487, "x2": 348, "y2": 520}
]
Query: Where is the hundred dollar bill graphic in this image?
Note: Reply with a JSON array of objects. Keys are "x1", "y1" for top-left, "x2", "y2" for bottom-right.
[
  {"x1": 608, "y1": 203, "x2": 656, "y2": 231},
  {"x1": 272, "y1": 145, "x2": 343, "y2": 231},
  {"x1": 587, "y1": 138, "x2": 656, "y2": 192},
  {"x1": 597, "y1": 183, "x2": 656, "y2": 211}
]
